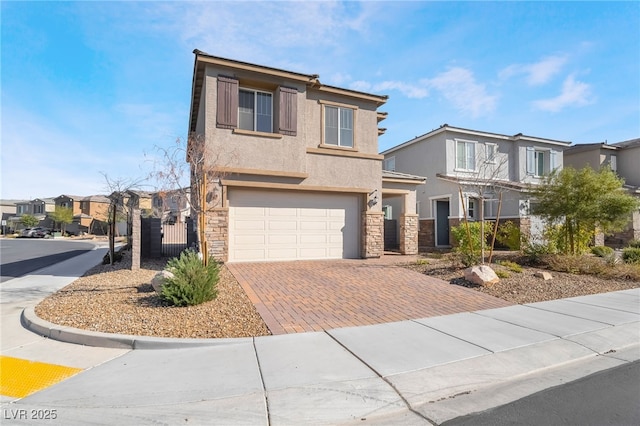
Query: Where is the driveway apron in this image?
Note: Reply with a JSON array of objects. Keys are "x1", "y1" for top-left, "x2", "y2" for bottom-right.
[{"x1": 227, "y1": 259, "x2": 513, "y2": 334}]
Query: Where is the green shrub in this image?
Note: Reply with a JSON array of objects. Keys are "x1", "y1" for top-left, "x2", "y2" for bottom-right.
[
  {"x1": 495, "y1": 221, "x2": 521, "y2": 250},
  {"x1": 495, "y1": 269, "x2": 510, "y2": 279},
  {"x1": 622, "y1": 247, "x2": 640, "y2": 265},
  {"x1": 628, "y1": 240, "x2": 640, "y2": 249},
  {"x1": 451, "y1": 221, "x2": 491, "y2": 266},
  {"x1": 591, "y1": 246, "x2": 614, "y2": 258},
  {"x1": 160, "y1": 250, "x2": 220, "y2": 306},
  {"x1": 498, "y1": 260, "x2": 523, "y2": 273},
  {"x1": 522, "y1": 241, "x2": 555, "y2": 264}
]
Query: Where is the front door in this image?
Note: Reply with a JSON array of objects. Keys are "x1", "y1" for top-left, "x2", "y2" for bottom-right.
[{"x1": 436, "y1": 200, "x2": 450, "y2": 246}]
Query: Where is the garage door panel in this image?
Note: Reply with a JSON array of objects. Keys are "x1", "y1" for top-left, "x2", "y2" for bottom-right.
[
  {"x1": 268, "y1": 221, "x2": 297, "y2": 231},
  {"x1": 229, "y1": 190, "x2": 359, "y2": 262},
  {"x1": 269, "y1": 235, "x2": 297, "y2": 244}
]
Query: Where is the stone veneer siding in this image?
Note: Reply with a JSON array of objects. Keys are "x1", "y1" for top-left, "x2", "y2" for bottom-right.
[
  {"x1": 362, "y1": 211, "x2": 384, "y2": 258},
  {"x1": 204, "y1": 208, "x2": 229, "y2": 262},
  {"x1": 131, "y1": 208, "x2": 141, "y2": 270},
  {"x1": 399, "y1": 214, "x2": 419, "y2": 255}
]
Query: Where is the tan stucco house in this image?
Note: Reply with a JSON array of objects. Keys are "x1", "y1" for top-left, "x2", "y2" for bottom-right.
[{"x1": 187, "y1": 50, "x2": 422, "y2": 262}]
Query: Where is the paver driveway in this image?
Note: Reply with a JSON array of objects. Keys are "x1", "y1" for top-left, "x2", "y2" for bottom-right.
[{"x1": 227, "y1": 257, "x2": 513, "y2": 334}]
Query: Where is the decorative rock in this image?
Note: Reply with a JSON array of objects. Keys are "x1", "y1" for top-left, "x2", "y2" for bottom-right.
[
  {"x1": 464, "y1": 265, "x2": 500, "y2": 287},
  {"x1": 534, "y1": 271, "x2": 553, "y2": 281},
  {"x1": 151, "y1": 270, "x2": 174, "y2": 293}
]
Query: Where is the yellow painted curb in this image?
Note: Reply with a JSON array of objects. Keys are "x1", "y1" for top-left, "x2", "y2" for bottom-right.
[{"x1": 0, "y1": 356, "x2": 82, "y2": 398}]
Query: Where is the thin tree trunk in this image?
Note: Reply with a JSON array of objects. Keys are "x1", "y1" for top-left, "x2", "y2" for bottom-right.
[{"x1": 488, "y1": 192, "x2": 503, "y2": 264}]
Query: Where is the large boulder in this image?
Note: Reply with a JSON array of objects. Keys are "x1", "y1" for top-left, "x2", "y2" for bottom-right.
[
  {"x1": 151, "y1": 270, "x2": 174, "y2": 293},
  {"x1": 464, "y1": 265, "x2": 500, "y2": 287}
]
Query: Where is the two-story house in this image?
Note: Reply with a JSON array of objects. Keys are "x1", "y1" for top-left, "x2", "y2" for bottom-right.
[
  {"x1": 563, "y1": 138, "x2": 640, "y2": 246},
  {"x1": 381, "y1": 125, "x2": 571, "y2": 248},
  {"x1": 152, "y1": 188, "x2": 191, "y2": 224},
  {"x1": 187, "y1": 50, "x2": 422, "y2": 262},
  {"x1": 9, "y1": 198, "x2": 55, "y2": 230},
  {"x1": 53, "y1": 194, "x2": 111, "y2": 235}
]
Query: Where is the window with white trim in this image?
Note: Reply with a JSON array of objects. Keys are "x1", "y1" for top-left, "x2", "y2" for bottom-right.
[
  {"x1": 610, "y1": 154, "x2": 617, "y2": 172},
  {"x1": 485, "y1": 143, "x2": 497, "y2": 163},
  {"x1": 239, "y1": 88, "x2": 273, "y2": 133},
  {"x1": 456, "y1": 140, "x2": 476, "y2": 170},
  {"x1": 526, "y1": 147, "x2": 548, "y2": 177},
  {"x1": 324, "y1": 105, "x2": 354, "y2": 148},
  {"x1": 383, "y1": 156, "x2": 396, "y2": 171},
  {"x1": 467, "y1": 199, "x2": 476, "y2": 219}
]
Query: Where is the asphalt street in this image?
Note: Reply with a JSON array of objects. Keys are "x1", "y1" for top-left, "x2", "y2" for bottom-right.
[
  {"x1": 0, "y1": 239, "x2": 95, "y2": 283},
  {"x1": 444, "y1": 359, "x2": 640, "y2": 426}
]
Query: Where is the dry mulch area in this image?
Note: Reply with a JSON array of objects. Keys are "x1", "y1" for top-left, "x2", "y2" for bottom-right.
[
  {"x1": 35, "y1": 253, "x2": 270, "y2": 339},
  {"x1": 35, "y1": 250, "x2": 638, "y2": 339},
  {"x1": 403, "y1": 252, "x2": 639, "y2": 305}
]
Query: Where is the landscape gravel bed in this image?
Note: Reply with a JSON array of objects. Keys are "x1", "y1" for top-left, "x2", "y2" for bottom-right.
[{"x1": 34, "y1": 251, "x2": 638, "y2": 339}]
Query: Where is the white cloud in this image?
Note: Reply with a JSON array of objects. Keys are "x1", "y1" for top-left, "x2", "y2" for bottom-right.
[
  {"x1": 500, "y1": 55, "x2": 568, "y2": 86},
  {"x1": 427, "y1": 67, "x2": 498, "y2": 117},
  {"x1": 532, "y1": 74, "x2": 594, "y2": 112},
  {"x1": 372, "y1": 80, "x2": 429, "y2": 99}
]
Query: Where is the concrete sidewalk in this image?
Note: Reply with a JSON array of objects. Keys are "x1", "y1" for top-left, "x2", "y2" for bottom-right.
[{"x1": 1, "y1": 249, "x2": 639, "y2": 424}]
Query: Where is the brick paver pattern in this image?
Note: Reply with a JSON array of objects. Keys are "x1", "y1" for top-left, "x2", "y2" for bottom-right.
[{"x1": 228, "y1": 258, "x2": 513, "y2": 335}]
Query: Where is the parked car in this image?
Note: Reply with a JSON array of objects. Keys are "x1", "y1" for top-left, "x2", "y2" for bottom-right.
[{"x1": 20, "y1": 227, "x2": 50, "y2": 238}]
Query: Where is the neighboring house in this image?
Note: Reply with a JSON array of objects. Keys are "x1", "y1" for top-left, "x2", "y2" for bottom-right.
[
  {"x1": 52, "y1": 194, "x2": 111, "y2": 235},
  {"x1": 563, "y1": 138, "x2": 640, "y2": 246},
  {"x1": 152, "y1": 188, "x2": 191, "y2": 224},
  {"x1": 0, "y1": 199, "x2": 28, "y2": 233},
  {"x1": 381, "y1": 124, "x2": 571, "y2": 248},
  {"x1": 187, "y1": 50, "x2": 422, "y2": 262},
  {"x1": 9, "y1": 198, "x2": 55, "y2": 230}
]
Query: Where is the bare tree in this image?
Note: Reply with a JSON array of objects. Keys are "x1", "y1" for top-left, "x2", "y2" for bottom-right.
[
  {"x1": 101, "y1": 172, "x2": 146, "y2": 265},
  {"x1": 453, "y1": 145, "x2": 511, "y2": 264},
  {"x1": 147, "y1": 134, "x2": 235, "y2": 264}
]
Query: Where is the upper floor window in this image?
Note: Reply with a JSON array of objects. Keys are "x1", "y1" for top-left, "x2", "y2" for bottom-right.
[
  {"x1": 610, "y1": 154, "x2": 617, "y2": 172},
  {"x1": 456, "y1": 140, "x2": 476, "y2": 171},
  {"x1": 216, "y1": 76, "x2": 297, "y2": 136},
  {"x1": 17, "y1": 205, "x2": 26, "y2": 214},
  {"x1": 383, "y1": 156, "x2": 396, "y2": 171},
  {"x1": 239, "y1": 89, "x2": 272, "y2": 133},
  {"x1": 526, "y1": 147, "x2": 558, "y2": 177},
  {"x1": 33, "y1": 204, "x2": 43, "y2": 214},
  {"x1": 485, "y1": 143, "x2": 497, "y2": 163},
  {"x1": 324, "y1": 105, "x2": 354, "y2": 148}
]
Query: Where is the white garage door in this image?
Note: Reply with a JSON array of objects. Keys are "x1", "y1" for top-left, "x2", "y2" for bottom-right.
[{"x1": 228, "y1": 189, "x2": 360, "y2": 262}]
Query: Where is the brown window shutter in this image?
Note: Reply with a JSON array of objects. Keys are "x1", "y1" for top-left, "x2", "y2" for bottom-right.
[
  {"x1": 278, "y1": 86, "x2": 297, "y2": 136},
  {"x1": 217, "y1": 76, "x2": 238, "y2": 129}
]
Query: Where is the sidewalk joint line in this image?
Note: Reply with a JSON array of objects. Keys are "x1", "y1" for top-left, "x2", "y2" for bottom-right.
[
  {"x1": 324, "y1": 330, "x2": 438, "y2": 426},
  {"x1": 409, "y1": 318, "x2": 496, "y2": 354},
  {"x1": 252, "y1": 337, "x2": 271, "y2": 426}
]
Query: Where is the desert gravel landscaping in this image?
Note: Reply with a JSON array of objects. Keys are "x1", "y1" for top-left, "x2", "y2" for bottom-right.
[{"x1": 34, "y1": 250, "x2": 638, "y2": 339}]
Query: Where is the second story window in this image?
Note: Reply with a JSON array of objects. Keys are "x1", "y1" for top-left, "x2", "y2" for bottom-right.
[
  {"x1": 526, "y1": 147, "x2": 555, "y2": 177},
  {"x1": 239, "y1": 89, "x2": 272, "y2": 133},
  {"x1": 324, "y1": 105, "x2": 354, "y2": 148},
  {"x1": 485, "y1": 143, "x2": 497, "y2": 163},
  {"x1": 383, "y1": 156, "x2": 396, "y2": 171},
  {"x1": 456, "y1": 140, "x2": 476, "y2": 171},
  {"x1": 610, "y1": 154, "x2": 617, "y2": 172},
  {"x1": 33, "y1": 204, "x2": 43, "y2": 214}
]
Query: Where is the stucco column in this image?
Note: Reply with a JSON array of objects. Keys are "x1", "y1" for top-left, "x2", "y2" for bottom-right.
[
  {"x1": 399, "y1": 213, "x2": 419, "y2": 255},
  {"x1": 362, "y1": 211, "x2": 384, "y2": 258}
]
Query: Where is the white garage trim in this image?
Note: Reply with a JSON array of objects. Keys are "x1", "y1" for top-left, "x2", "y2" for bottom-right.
[{"x1": 228, "y1": 189, "x2": 360, "y2": 262}]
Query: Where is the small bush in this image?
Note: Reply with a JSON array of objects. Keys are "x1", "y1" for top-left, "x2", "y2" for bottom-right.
[
  {"x1": 160, "y1": 250, "x2": 220, "y2": 306},
  {"x1": 522, "y1": 242, "x2": 555, "y2": 264},
  {"x1": 495, "y1": 221, "x2": 521, "y2": 250},
  {"x1": 495, "y1": 269, "x2": 510, "y2": 279},
  {"x1": 622, "y1": 247, "x2": 640, "y2": 265},
  {"x1": 415, "y1": 258, "x2": 430, "y2": 265},
  {"x1": 591, "y1": 246, "x2": 614, "y2": 258},
  {"x1": 451, "y1": 221, "x2": 491, "y2": 267},
  {"x1": 628, "y1": 240, "x2": 640, "y2": 249},
  {"x1": 498, "y1": 260, "x2": 523, "y2": 273}
]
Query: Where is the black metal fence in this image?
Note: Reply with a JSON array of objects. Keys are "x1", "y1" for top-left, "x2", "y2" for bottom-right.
[{"x1": 141, "y1": 218, "x2": 196, "y2": 259}]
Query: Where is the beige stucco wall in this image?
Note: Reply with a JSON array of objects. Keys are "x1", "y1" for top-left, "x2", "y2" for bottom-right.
[
  {"x1": 199, "y1": 64, "x2": 383, "y2": 210},
  {"x1": 618, "y1": 145, "x2": 640, "y2": 186}
]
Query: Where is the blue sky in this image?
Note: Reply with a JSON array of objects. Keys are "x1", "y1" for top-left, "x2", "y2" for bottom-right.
[{"x1": 2, "y1": 1, "x2": 639, "y2": 200}]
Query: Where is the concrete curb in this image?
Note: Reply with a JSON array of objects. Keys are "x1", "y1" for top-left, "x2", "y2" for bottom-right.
[{"x1": 21, "y1": 306, "x2": 253, "y2": 349}]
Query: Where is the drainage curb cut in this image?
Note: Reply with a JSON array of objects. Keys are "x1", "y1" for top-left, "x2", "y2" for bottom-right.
[{"x1": 21, "y1": 307, "x2": 253, "y2": 350}]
